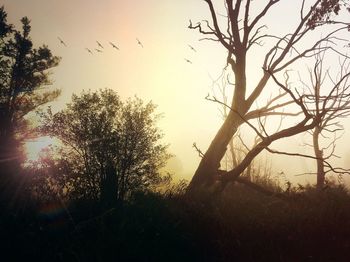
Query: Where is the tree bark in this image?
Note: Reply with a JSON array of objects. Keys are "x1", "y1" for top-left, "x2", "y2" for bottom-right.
[
  {"x1": 187, "y1": 48, "x2": 250, "y2": 191},
  {"x1": 188, "y1": 71, "x2": 274, "y2": 193},
  {"x1": 188, "y1": 112, "x2": 243, "y2": 191},
  {"x1": 313, "y1": 126, "x2": 325, "y2": 189}
]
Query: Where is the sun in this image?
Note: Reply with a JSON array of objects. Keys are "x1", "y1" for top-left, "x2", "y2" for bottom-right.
[{"x1": 24, "y1": 136, "x2": 54, "y2": 162}]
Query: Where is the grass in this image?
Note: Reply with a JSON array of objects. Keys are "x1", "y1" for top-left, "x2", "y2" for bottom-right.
[{"x1": 2, "y1": 179, "x2": 350, "y2": 261}]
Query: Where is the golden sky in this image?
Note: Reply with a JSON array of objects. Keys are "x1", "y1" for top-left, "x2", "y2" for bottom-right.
[
  {"x1": 5, "y1": 0, "x2": 226, "y2": 179},
  {"x1": 5, "y1": 1, "x2": 350, "y2": 184}
]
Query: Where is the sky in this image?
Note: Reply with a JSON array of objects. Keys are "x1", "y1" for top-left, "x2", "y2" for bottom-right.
[{"x1": 4, "y1": 0, "x2": 350, "y2": 184}]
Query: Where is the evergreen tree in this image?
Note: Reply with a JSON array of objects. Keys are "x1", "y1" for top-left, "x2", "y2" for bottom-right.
[{"x1": 0, "y1": 6, "x2": 60, "y2": 206}]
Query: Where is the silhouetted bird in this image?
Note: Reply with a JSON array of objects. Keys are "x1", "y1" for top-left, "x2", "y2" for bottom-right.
[
  {"x1": 184, "y1": 58, "x2": 192, "y2": 64},
  {"x1": 188, "y1": 44, "x2": 197, "y2": 52},
  {"x1": 96, "y1": 41, "x2": 104, "y2": 49},
  {"x1": 136, "y1": 38, "x2": 144, "y2": 48},
  {"x1": 86, "y1": 48, "x2": 93, "y2": 54},
  {"x1": 95, "y1": 48, "x2": 103, "y2": 53},
  {"x1": 57, "y1": 37, "x2": 67, "y2": 47},
  {"x1": 109, "y1": 42, "x2": 119, "y2": 50}
]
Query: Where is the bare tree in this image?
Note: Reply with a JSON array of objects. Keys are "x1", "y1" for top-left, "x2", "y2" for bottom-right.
[
  {"x1": 187, "y1": 0, "x2": 350, "y2": 193},
  {"x1": 210, "y1": 70, "x2": 282, "y2": 185},
  {"x1": 298, "y1": 54, "x2": 350, "y2": 188}
]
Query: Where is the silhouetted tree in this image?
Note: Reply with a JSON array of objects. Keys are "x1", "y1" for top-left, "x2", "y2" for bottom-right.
[
  {"x1": 38, "y1": 89, "x2": 170, "y2": 206},
  {"x1": 187, "y1": 0, "x2": 350, "y2": 193},
  {"x1": 298, "y1": 54, "x2": 350, "y2": 188},
  {"x1": 0, "y1": 6, "x2": 60, "y2": 205}
]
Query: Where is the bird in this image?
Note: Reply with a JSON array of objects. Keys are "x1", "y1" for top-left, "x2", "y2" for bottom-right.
[
  {"x1": 85, "y1": 48, "x2": 93, "y2": 54},
  {"x1": 109, "y1": 42, "x2": 119, "y2": 50},
  {"x1": 96, "y1": 41, "x2": 104, "y2": 49},
  {"x1": 57, "y1": 37, "x2": 67, "y2": 47},
  {"x1": 95, "y1": 48, "x2": 103, "y2": 53},
  {"x1": 136, "y1": 38, "x2": 144, "y2": 48},
  {"x1": 188, "y1": 44, "x2": 197, "y2": 52},
  {"x1": 184, "y1": 58, "x2": 192, "y2": 64}
]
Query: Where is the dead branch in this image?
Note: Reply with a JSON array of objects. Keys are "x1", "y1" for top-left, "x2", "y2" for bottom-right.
[{"x1": 193, "y1": 142, "x2": 204, "y2": 158}]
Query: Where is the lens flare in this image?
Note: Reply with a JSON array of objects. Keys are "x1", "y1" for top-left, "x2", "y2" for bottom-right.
[{"x1": 24, "y1": 136, "x2": 54, "y2": 162}]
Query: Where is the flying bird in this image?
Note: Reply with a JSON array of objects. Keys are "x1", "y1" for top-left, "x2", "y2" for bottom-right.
[
  {"x1": 57, "y1": 37, "x2": 67, "y2": 47},
  {"x1": 188, "y1": 44, "x2": 197, "y2": 52},
  {"x1": 95, "y1": 48, "x2": 103, "y2": 53},
  {"x1": 109, "y1": 42, "x2": 119, "y2": 50},
  {"x1": 96, "y1": 41, "x2": 104, "y2": 49},
  {"x1": 85, "y1": 48, "x2": 93, "y2": 54},
  {"x1": 136, "y1": 38, "x2": 144, "y2": 48},
  {"x1": 184, "y1": 58, "x2": 192, "y2": 64}
]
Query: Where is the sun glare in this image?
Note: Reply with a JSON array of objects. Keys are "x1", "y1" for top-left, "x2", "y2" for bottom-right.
[{"x1": 24, "y1": 136, "x2": 54, "y2": 162}]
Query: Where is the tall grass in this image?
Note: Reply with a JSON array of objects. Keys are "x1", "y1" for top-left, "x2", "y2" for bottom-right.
[{"x1": 3, "y1": 173, "x2": 350, "y2": 261}]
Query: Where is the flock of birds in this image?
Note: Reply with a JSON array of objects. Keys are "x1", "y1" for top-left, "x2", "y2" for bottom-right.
[
  {"x1": 57, "y1": 36, "x2": 196, "y2": 64},
  {"x1": 185, "y1": 44, "x2": 196, "y2": 64}
]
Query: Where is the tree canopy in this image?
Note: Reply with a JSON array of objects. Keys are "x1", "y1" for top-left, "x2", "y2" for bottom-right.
[
  {"x1": 0, "y1": 6, "x2": 60, "y2": 205},
  {"x1": 34, "y1": 89, "x2": 170, "y2": 204}
]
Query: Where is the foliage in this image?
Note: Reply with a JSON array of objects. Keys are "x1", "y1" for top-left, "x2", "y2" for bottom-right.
[
  {"x1": 0, "y1": 6, "x2": 60, "y2": 206},
  {"x1": 0, "y1": 6, "x2": 60, "y2": 142},
  {"x1": 307, "y1": 0, "x2": 347, "y2": 29},
  {"x1": 3, "y1": 4, "x2": 350, "y2": 261},
  {"x1": 3, "y1": 181, "x2": 350, "y2": 261},
  {"x1": 34, "y1": 89, "x2": 170, "y2": 203}
]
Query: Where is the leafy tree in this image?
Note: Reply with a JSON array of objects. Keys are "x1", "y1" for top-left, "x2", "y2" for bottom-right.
[
  {"x1": 0, "y1": 6, "x2": 60, "y2": 204},
  {"x1": 38, "y1": 89, "x2": 170, "y2": 206}
]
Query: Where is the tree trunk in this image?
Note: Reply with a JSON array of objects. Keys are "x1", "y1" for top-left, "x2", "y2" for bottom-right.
[
  {"x1": 100, "y1": 161, "x2": 117, "y2": 208},
  {"x1": 0, "y1": 131, "x2": 22, "y2": 209},
  {"x1": 188, "y1": 52, "x2": 248, "y2": 192},
  {"x1": 313, "y1": 126, "x2": 325, "y2": 189},
  {"x1": 188, "y1": 109, "x2": 245, "y2": 191}
]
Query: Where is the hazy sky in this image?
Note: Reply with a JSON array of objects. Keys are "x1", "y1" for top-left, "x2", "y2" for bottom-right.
[
  {"x1": 5, "y1": 1, "x2": 350, "y2": 184},
  {"x1": 4, "y1": 0, "x2": 224, "y2": 179}
]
